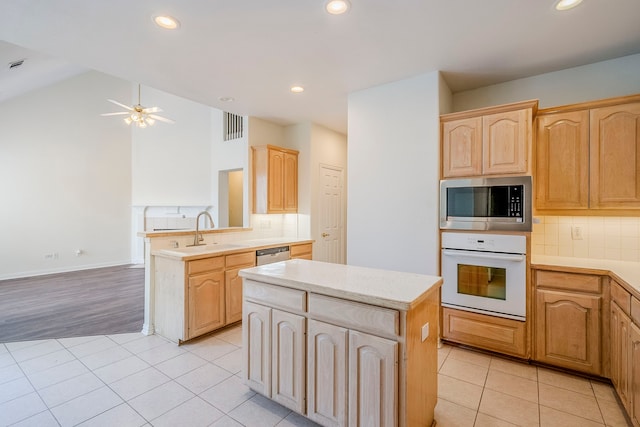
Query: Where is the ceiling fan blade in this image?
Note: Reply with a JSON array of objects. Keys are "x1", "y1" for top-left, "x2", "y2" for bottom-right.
[
  {"x1": 144, "y1": 106, "x2": 162, "y2": 113},
  {"x1": 149, "y1": 114, "x2": 175, "y2": 124},
  {"x1": 100, "y1": 112, "x2": 130, "y2": 116},
  {"x1": 107, "y1": 99, "x2": 133, "y2": 111}
]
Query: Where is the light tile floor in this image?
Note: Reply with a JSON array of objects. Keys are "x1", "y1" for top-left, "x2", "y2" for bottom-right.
[
  {"x1": 0, "y1": 325, "x2": 630, "y2": 426},
  {"x1": 436, "y1": 343, "x2": 630, "y2": 426}
]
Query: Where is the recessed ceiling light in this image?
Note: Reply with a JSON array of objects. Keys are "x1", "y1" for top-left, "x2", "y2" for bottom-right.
[
  {"x1": 555, "y1": 0, "x2": 583, "y2": 11},
  {"x1": 153, "y1": 15, "x2": 180, "y2": 30},
  {"x1": 290, "y1": 86, "x2": 305, "y2": 93},
  {"x1": 325, "y1": 0, "x2": 351, "y2": 15},
  {"x1": 218, "y1": 96, "x2": 234, "y2": 102}
]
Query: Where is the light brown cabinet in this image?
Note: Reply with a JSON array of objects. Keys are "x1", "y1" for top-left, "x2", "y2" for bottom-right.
[
  {"x1": 188, "y1": 268, "x2": 225, "y2": 339},
  {"x1": 611, "y1": 301, "x2": 631, "y2": 410},
  {"x1": 631, "y1": 322, "x2": 640, "y2": 426},
  {"x1": 533, "y1": 270, "x2": 603, "y2": 376},
  {"x1": 535, "y1": 95, "x2": 640, "y2": 212},
  {"x1": 224, "y1": 251, "x2": 256, "y2": 324},
  {"x1": 290, "y1": 242, "x2": 313, "y2": 260},
  {"x1": 590, "y1": 102, "x2": 640, "y2": 209},
  {"x1": 253, "y1": 145, "x2": 299, "y2": 214},
  {"x1": 154, "y1": 250, "x2": 255, "y2": 343},
  {"x1": 441, "y1": 307, "x2": 528, "y2": 358},
  {"x1": 535, "y1": 110, "x2": 589, "y2": 209},
  {"x1": 441, "y1": 100, "x2": 537, "y2": 178}
]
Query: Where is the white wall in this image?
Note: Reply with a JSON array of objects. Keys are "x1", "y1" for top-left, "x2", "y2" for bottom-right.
[
  {"x1": 211, "y1": 113, "x2": 249, "y2": 227},
  {"x1": 452, "y1": 53, "x2": 640, "y2": 111},
  {"x1": 347, "y1": 71, "x2": 446, "y2": 275},
  {"x1": 285, "y1": 122, "x2": 348, "y2": 249},
  {"x1": 0, "y1": 71, "x2": 132, "y2": 279},
  {"x1": 132, "y1": 86, "x2": 213, "y2": 206}
]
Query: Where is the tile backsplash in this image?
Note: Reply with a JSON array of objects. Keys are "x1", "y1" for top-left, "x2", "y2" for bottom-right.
[{"x1": 532, "y1": 216, "x2": 640, "y2": 262}]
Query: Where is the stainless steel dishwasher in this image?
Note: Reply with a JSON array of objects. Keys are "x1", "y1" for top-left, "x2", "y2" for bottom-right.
[{"x1": 256, "y1": 246, "x2": 290, "y2": 266}]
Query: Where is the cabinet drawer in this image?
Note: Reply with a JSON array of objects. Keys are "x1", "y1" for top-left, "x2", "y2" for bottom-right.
[
  {"x1": 226, "y1": 251, "x2": 256, "y2": 269},
  {"x1": 535, "y1": 270, "x2": 601, "y2": 294},
  {"x1": 611, "y1": 280, "x2": 631, "y2": 315},
  {"x1": 290, "y1": 243, "x2": 312, "y2": 258},
  {"x1": 632, "y1": 296, "x2": 640, "y2": 326},
  {"x1": 188, "y1": 256, "x2": 224, "y2": 275},
  {"x1": 244, "y1": 280, "x2": 306, "y2": 312},
  {"x1": 308, "y1": 293, "x2": 399, "y2": 337}
]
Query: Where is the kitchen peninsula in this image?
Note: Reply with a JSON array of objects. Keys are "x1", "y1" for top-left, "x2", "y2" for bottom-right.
[{"x1": 239, "y1": 259, "x2": 442, "y2": 426}]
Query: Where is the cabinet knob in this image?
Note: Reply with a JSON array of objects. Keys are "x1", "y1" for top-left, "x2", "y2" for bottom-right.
[{"x1": 321, "y1": 233, "x2": 329, "y2": 238}]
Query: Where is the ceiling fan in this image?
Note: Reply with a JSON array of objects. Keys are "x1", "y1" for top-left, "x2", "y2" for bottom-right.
[{"x1": 101, "y1": 84, "x2": 175, "y2": 128}]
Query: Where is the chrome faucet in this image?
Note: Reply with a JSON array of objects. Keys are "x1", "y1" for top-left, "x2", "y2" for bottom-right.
[{"x1": 188, "y1": 211, "x2": 215, "y2": 247}]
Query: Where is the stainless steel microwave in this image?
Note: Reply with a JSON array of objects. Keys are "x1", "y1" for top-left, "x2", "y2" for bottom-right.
[{"x1": 440, "y1": 176, "x2": 532, "y2": 231}]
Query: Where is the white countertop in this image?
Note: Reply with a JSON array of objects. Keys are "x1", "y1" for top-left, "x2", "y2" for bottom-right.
[
  {"x1": 532, "y1": 255, "x2": 640, "y2": 295},
  {"x1": 239, "y1": 259, "x2": 442, "y2": 311},
  {"x1": 152, "y1": 238, "x2": 313, "y2": 261}
]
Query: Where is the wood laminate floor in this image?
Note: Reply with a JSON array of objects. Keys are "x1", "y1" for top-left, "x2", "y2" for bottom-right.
[{"x1": 0, "y1": 265, "x2": 144, "y2": 343}]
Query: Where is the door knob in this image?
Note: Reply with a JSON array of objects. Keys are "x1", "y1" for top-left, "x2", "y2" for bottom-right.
[{"x1": 321, "y1": 233, "x2": 329, "y2": 237}]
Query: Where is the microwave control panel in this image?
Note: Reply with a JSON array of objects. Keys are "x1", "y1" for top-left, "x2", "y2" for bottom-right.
[{"x1": 508, "y1": 186, "x2": 523, "y2": 218}]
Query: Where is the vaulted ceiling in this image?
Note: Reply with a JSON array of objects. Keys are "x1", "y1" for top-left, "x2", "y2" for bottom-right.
[{"x1": 1, "y1": 0, "x2": 639, "y2": 133}]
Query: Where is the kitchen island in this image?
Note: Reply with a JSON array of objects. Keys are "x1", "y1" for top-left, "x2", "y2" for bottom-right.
[{"x1": 239, "y1": 259, "x2": 442, "y2": 427}]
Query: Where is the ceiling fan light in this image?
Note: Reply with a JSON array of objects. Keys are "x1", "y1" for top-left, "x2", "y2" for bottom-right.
[
  {"x1": 124, "y1": 117, "x2": 132, "y2": 125},
  {"x1": 138, "y1": 120, "x2": 147, "y2": 128}
]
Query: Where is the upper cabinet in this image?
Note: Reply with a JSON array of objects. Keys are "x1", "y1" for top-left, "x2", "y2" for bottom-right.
[
  {"x1": 441, "y1": 100, "x2": 537, "y2": 178},
  {"x1": 536, "y1": 110, "x2": 590, "y2": 210},
  {"x1": 535, "y1": 94, "x2": 640, "y2": 213},
  {"x1": 252, "y1": 145, "x2": 299, "y2": 214},
  {"x1": 590, "y1": 102, "x2": 640, "y2": 209}
]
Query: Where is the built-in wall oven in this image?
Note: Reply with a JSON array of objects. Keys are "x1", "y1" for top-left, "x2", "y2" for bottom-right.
[
  {"x1": 440, "y1": 176, "x2": 532, "y2": 232},
  {"x1": 441, "y1": 232, "x2": 527, "y2": 321}
]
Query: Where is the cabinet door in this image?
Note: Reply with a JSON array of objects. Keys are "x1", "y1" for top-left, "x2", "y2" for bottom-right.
[
  {"x1": 268, "y1": 149, "x2": 285, "y2": 212},
  {"x1": 536, "y1": 111, "x2": 589, "y2": 209},
  {"x1": 187, "y1": 271, "x2": 225, "y2": 339},
  {"x1": 483, "y1": 109, "x2": 529, "y2": 175},
  {"x1": 611, "y1": 302, "x2": 631, "y2": 410},
  {"x1": 590, "y1": 102, "x2": 640, "y2": 209},
  {"x1": 535, "y1": 289, "x2": 602, "y2": 375},
  {"x1": 243, "y1": 301, "x2": 271, "y2": 396},
  {"x1": 631, "y1": 322, "x2": 640, "y2": 427},
  {"x1": 348, "y1": 330, "x2": 398, "y2": 427},
  {"x1": 442, "y1": 117, "x2": 482, "y2": 177},
  {"x1": 271, "y1": 309, "x2": 306, "y2": 413},
  {"x1": 307, "y1": 319, "x2": 348, "y2": 427},
  {"x1": 225, "y1": 268, "x2": 244, "y2": 324},
  {"x1": 283, "y1": 151, "x2": 298, "y2": 212}
]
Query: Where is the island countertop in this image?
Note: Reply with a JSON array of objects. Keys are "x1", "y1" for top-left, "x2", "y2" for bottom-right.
[{"x1": 239, "y1": 258, "x2": 442, "y2": 311}]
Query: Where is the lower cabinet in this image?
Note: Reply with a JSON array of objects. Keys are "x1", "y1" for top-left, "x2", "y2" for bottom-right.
[
  {"x1": 306, "y1": 320, "x2": 398, "y2": 427},
  {"x1": 611, "y1": 301, "x2": 631, "y2": 410},
  {"x1": 188, "y1": 269, "x2": 225, "y2": 339},
  {"x1": 533, "y1": 269, "x2": 603, "y2": 376},
  {"x1": 631, "y1": 322, "x2": 640, "y2": 426},
  {"x1": 242, "y1": 278, "x2": 435, "y2": 426},
  {"x1": 307, "y1": 319, "x2": 348, "y2": 426},
  {"x1": 154, "y1": 250, "x2": 256, "y2": 343}
]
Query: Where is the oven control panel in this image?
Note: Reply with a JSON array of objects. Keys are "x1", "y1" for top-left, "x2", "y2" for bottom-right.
[{"x1": 442, "y1": 232, "x2": 526, "y2": 254}]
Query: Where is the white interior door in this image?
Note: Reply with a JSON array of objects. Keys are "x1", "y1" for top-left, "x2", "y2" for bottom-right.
[{"x1": 318, "y1": 165, "x2": 345, "y2": 264}]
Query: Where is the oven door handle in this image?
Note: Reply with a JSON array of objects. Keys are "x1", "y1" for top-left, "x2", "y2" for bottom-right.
[{"x1": 442, "y1": 250, "x2": 525, "y2": 262}]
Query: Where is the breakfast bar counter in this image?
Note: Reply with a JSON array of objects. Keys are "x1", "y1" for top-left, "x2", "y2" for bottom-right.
[{"x1": 239, "y1": 259, "x2": 442, "y2": 426}]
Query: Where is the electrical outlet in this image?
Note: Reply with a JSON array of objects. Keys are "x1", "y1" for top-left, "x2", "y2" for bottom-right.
[
  {"x1": 421, "y1": 322, "x2": 430, "y2": 342},
  {"x1": 571, "y1": 226, "x2": 584, "y2": 240}
]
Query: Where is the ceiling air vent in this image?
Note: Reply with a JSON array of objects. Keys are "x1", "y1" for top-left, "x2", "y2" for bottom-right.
[
  {"x1": 223, "y1": 112, "x2": 244, "y2": 141},
  {"x1": 8, "y1": 59, "x2": 25, "y2": 70}
]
